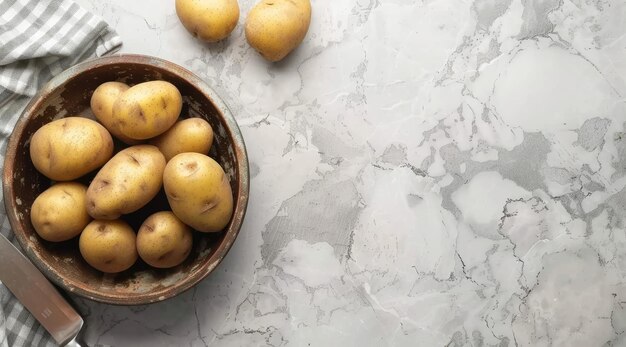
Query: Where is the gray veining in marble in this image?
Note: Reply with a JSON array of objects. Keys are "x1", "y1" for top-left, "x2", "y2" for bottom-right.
[{"x1": 70, "y1": 0, "x2": 626, "y2": 345}]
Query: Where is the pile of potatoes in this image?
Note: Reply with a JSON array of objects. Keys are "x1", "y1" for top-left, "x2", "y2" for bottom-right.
[
  {"x1": 28, "y1": 80, "x2": 234, "y2": 273},
  {"x1": 175, "y1": 0, "x2": 312, "y2": 62}
]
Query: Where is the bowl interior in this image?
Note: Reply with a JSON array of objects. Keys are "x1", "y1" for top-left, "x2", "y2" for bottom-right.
[{"x1": 3, "y1": 56, "x2": 247, "y2": 305}]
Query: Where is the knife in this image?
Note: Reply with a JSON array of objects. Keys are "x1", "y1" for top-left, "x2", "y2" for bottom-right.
[{"x1": 0, "y1": 234, "x2": 86, "y2": 346}]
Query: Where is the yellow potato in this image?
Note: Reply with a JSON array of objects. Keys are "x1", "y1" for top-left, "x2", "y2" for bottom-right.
[
  {"x1": 245, "y1": 0, "x2": 311, "y2": 62},
  {"x1": 30, "y1": 182, "x2": 91, "y2": 242},
  {"x1": 137, "y1": 211, "x2": 193, "y2": 268},
  {"x1": 175, "y1": 0, "x2": 239, "y2": 42},
  {"x1": 29, "y1": 117, "x2": 114, "y2": 181},
  {"x1": 112, "y1": 81, "x2": 182, "y2": 140},
  {"x1": 163, "y1": 153, "x2": 233, "y2": 232},
  {"x1": 86, "y1": 145, "x2": 166, "y2": 220},
  {"x1": 90, "y1": 81, "x2": 139, "y2": 144},
  {"x1": 149, "y1": 118, "x2": 214, "y2": 161},
  {"x1": 79, "y1": 219, "x2": 137, "y2": 273}
]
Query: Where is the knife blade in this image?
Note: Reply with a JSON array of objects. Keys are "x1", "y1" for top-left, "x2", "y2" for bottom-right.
[{"x1": 0, "y1": 234, "x2": 84, "y2": 346}]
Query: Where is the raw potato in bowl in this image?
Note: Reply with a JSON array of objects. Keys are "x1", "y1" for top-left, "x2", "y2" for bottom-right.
[
  {"x1": 137, "y1": 211, "x2": 193, "y2": 269},
  {"x1": 150, "y1": 117, "x2": 214, "y2": 161},
  {"x1": 79, "y1": 219, "x2": 138, "y2": 273},
  {"x1": 30, "y1": 182, "x2": 91, "y2": 242},
  {"x1": 163, "y1": 153, "x2": 234, "y2": 232},
  {"x1": 112, "y1": 81, "x2": 182, "y2": 140},
  {"x1": 90, "y1": 81, "x2": 138, "y2": 144},
  {"x1": 86, "y1": 145, "x2": 166, "y2": 220},
  {"x1": 29, "y1": 117, "x2": 114, "y2": 181}
]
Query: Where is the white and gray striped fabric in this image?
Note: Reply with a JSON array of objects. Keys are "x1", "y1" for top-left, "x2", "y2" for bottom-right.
[{"x1": 0, "y1": 1, "x2": 121, "y2": 346}]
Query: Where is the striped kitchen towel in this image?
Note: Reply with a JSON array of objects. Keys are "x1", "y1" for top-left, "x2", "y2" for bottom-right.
[{"x1": 0, "y1": 1, "x2": 122, "y2": 346}]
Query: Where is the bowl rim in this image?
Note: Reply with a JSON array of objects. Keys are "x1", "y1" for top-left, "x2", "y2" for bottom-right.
[{"x1": 2, "y1": 54, "x2": 250, "y2": 305}]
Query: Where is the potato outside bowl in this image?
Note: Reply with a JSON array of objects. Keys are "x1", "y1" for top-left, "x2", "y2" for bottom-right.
[{"x1": 2, "y1": 54, "x2": 249, "y2": 305}]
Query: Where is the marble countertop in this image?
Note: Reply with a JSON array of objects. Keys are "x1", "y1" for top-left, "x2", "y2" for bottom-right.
[{"x1": 71, "y1": 0, "x2": 626, "y2": 346}]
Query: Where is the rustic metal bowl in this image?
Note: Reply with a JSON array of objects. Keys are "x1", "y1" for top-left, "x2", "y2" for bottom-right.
[{"x1": 2, "y1": 55, "x2": 249, "y2": 305}]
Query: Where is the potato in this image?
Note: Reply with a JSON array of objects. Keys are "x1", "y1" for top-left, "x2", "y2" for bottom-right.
[
  {"x1": 163, "y1": 153, "x2": 233, "y2": 232},
  {"x1": 30, "y1": 182, "x2": 91, "y2": 242},
  {"x1": 112, "y1": 81, "x2": 182, "y2": 140},
  {"x1": 29, "y1": 117, "x2": 114, "y2": 181},
  {"x1": 137, "y1": 211, "x2": 193, "y2": 268},
  {"x1": 245, "y1": 0, "x2": 311, "y2": 62},
  {"x1": 79, "y1": 219, "x2": 137, "y2": 273},
  {"x1": 86, "y1": 145, "x2": 166, "y2": 220},
  {"x1": 175, "y1": 0, "x2": 239, "y2": 42},
  {"x1": 90, "y1": 81, "x2": 138, "y2": 144},
  {"x1": 149, "y1": 118, "x2": 214, "y2": 161}
]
